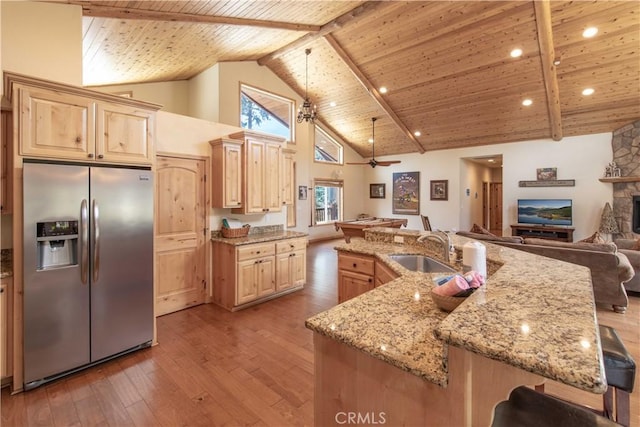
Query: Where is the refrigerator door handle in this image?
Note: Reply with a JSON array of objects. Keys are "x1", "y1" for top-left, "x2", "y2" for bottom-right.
[
  {"x1": 92, "y1": 199, "x2": 100, "y2": 283},
  {"x1": 80, "y1": 199, "x2": 89, "y2": 284}
]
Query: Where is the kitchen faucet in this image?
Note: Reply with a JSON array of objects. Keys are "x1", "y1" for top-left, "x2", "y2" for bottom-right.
[{"x1": 417, "y1": 230, "x2": 451, "y2": 263}]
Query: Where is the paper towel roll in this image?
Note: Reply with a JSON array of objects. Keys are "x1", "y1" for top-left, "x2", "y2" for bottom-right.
[{"x1": 462, "y1": 241, "x2": 487, "y2": 279}]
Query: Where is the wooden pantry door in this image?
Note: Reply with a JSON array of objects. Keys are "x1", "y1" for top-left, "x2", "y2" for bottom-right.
[{"x1": 155, "y1": 155, "x2": 207, "y2": 316}]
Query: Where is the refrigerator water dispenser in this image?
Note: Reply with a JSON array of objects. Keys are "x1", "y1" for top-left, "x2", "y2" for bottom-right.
[{"x1": 36, "y1": 221, "x2": 78, "y2": 270}]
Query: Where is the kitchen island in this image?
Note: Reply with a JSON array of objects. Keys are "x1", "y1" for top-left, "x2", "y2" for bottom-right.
[{"x1": 305, "y1": 228, "x2": 605, "y2": 426}]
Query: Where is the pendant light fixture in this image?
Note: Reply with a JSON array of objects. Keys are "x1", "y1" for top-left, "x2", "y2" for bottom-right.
[{"x1": 297, "y1": 48, "x2": 318, "y2": 123}]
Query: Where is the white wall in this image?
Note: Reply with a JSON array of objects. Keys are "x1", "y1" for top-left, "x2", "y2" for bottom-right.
[
  {"x1": 1, "y1": 1, "x2": 82, "y2": 86},
  {"x1": 364, "y1": 133, "x2": 612, "y2": 241},
  {"x1": 91, "y1": 81, "x2": 191, "y2": 116},
  {"x1": 189, "y1": 64, "x2": 220, "y2": 122}
]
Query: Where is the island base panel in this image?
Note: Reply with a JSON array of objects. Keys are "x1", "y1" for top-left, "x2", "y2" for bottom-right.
[{"x1": 313, "y1": 334, "x2": 545, "y2": 426}]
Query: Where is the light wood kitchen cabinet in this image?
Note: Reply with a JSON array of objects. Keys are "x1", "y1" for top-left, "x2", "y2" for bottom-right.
[
  {"x1": 7, "y1": 73, "x2": 160, "y2": 166},
  {"x1": 1, "y1": 277, "x2": 12, "y2": 380},
  {"x1": 210, "y1": 138, "x2": 243, "y2": 208},
  {"x1": 213, "y1": 237, "x2": 306, "y2": 311},
  {"x1": 1, "y1": 108, "x2": 12, "y2": 214},
  {"x1": 227, "y1": 130, "x2": 285, "y2": 214},
  {"x1": 282, "y1": 148, "x2": 295, "y2": 206},
  {"x1": 338, "y1": 253, "x2": 400, "y2": 302},
  {"x1": 95, "y1": 101, "x2": 154, "y2": 164},
  {"x1": 338, "y1": 252, "x2": 375, "y2": 303},
  {"x1": 276, "y1": 238, "x2": 306, "y2": 291},
  {"x1": 375, "y1": 260, "x2": 400, "y2": 287}
]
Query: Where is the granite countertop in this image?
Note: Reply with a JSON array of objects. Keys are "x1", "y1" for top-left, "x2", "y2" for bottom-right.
[
  {"x1": 1, "y1": 249, "x2": 12, "y2": 279},
  {"x1": 211, "y1": 230, "x2": 308, "y2": 246},
  {"x1": 305, "y1": 229, "x2": 606, "y2": 394}
]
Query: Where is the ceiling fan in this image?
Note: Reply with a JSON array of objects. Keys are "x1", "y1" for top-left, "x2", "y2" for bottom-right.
[{"x1": 347, "y1": 117, "x2": 401, "y2": 168}]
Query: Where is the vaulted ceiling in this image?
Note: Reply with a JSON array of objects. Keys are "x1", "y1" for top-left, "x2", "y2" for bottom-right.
[{"x1": 61, "y1": 1, "x2": 640, "y2": 158}]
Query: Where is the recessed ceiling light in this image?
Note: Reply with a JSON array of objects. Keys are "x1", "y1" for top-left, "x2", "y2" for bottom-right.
[
  {"x1": 582, "y1": 88, "x2": 595, "y2": 96},
  {"x1": 379, "y1": 87, "x2": 388, "y2": 94},
  {"x1": 329, "y1": 101, "x2": 337, "y2": 107},
  {"x1": 510, "y1": 48, "x2": 523, "y2": 58},
  {"x1": 553, "y1": 58, "x2": 561, "y2": 66},
  {"x1": 368, "y1": 138, "x2": 374, "y2": 143},
  {"x1": 488, "y1": 159, "x2": 495, "y2": 163},
  {"x1": 414, "y1": 131, "x2": 421, "y2": 137},
  {"x1": 522, "y1": 99, "x2": 533, "y2": 106},
  {"x1": 583, "y1": 27, "x2": 598, "y2": 38}
]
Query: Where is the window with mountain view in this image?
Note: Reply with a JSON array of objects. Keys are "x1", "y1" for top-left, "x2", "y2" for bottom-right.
[{"x1": 240, "y1": 84, "x2": 294, "y2": 142}]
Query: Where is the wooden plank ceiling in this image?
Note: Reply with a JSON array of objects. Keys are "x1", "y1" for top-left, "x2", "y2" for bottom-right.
[{"x1": 65, "y1": 0, "x2": 639, "y2": 157}]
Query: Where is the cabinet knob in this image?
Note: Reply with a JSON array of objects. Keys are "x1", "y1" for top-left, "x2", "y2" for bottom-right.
[
  {"x1": 87, "y1": 153, "x2": 94, "y2": 158},
  {"x1": 368, "y1": 278, "x2": 372, "y2": 283},
  {"x1": 75, "y1": 137, "x2": 81, "y2": 143},
  {"x1": 98, "y1": 154, "x2": 104, "y2": 159},
  {"x1": 353, "y1": 263, "x2": 357, "y2": 268},
  {"x1": 256, "y1": 251, "x2": 261, "y2": 254}
]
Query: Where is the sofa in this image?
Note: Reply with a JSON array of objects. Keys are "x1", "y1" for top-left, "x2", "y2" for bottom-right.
[
  {"x1": 457, "y1": 231, "x2": 634, "y2": 313},
  {"x1": 615, "y1": 238, "x2": 640, "y2": 293}
]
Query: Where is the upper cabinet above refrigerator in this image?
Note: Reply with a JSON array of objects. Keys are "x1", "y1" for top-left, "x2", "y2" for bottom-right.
[{"x1": 5, "y1": 73, "x2": 161, "y2": 166}]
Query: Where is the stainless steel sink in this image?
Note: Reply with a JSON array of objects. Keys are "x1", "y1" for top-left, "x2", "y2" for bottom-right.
[{"x1": 388, "y1": 254, "x2": 456, "y2": 273}]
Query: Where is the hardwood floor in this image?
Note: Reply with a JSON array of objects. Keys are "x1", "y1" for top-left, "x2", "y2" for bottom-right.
[{"x1": 2, "y1": 239, "x2": 639, "y2": 427}]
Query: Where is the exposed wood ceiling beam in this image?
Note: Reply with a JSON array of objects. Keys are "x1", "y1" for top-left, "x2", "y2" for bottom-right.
[
  {"x1": 323, "y1": 34, "x2": 426, "y2": 154},
  {"x1": 534, "y1": 0, "x2": 563, "y2": 141},
  {"x1": 257, "y1": 2, "x2": 390, "y2": 66},
  {"x1": 74, "y1": 3, "x2": 320, "y2": 32}
]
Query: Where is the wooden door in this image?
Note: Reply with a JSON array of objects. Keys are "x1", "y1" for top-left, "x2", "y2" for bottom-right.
[
  {"x1": 96, "y1": 102, "x2": 153, "y2": 165},
  {"x1": 276, "y1": 253, "x2": 293, "y2": 291},
  {"x1": 489, "y1": 182, "x2": 503, "y2": 233},
  {"x1": 155, "y1": 156, "x2": 207, "y2": 316}
]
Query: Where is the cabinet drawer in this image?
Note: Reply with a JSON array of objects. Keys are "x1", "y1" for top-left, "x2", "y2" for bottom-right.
[
  {"x1": 338, "y1": 252, "x2": 375, "y2": 276},
  {"x1": 276, "y1": 238, "x2": 307, "y2": 254},
  {"x1": 237, "y1": 243, "x2": 276, "y2": 261}
]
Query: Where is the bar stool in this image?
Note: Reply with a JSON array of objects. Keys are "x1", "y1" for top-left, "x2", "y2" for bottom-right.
[
  {"x1": 599, "y1": 324, "x2": 636, "y2": 426},
  {"x1": 534, "y1": 324, "x2": 635, "y2": 427},
  {"x1": 492, "y1": 386, "x2": 620, "y2": 427}
]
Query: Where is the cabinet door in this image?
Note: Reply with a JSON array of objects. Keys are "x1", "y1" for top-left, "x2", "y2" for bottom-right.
[
  {"x1": 96, "y1": 102, "x2": 154, "y2": 164},
  {"x1": 222, "y1": 142, "x2": 242, "y2": 208},
  {"x1": 375, "y1": 261, "x2": 399, "y2": 287},
  {"x1": 338, "y1": 270, "x2": 374, "y2": 303},
  {"x1": 264, "y1": 142, "x2": 282, "y2": 212},
  {"x1": 289, "y1": 250, "x2": 306, "y2": 287},
  {"x1": 18, "y1": 85, "x2": 95, "y2": 160},
  {"x1": 276, "y1": 253, "x2": 292, "y2": 291},
  {"x1": 256, "y1": 257, "x2": 276, "y2": 298},
  {"x1": 237, "y1": 259, "x2": 259, "y2": 305},
  {"x1": 0, "y1": 279, "x2": 9, "y2": 379},
  {"x1": 1, "y1": 110, "x2": 12, "y2": 214},
  {"x1": 282, "y1": 149, "x2": 295, "y2": 206},
  {"x1": 245, "y1": 139, "x2": 266, "y2": 213}
]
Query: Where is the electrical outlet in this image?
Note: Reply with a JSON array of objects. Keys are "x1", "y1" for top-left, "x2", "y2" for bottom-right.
[{"x1": 393, "y1": 235, "x2": 404, "y2": 243}]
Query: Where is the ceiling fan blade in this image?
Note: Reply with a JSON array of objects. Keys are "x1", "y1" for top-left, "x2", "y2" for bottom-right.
[
  {"x1": 346, "y1": 161, "x2": 374, "y2": 165},
  {"x1": 375, "y1": 160, "x2": 402, "y2": 166}
]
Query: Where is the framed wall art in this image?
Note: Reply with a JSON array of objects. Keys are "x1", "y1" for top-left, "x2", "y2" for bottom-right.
[
  {"x1": 370, "y1": 183, "x2": 385, "y2": 199},
  {"x1": 536, "y1": 167, "x2": 557, "y2": 181},
  {"x1": 298, "y1": 185, "x2": 307, "y2": 200},
  {"x1": 392, "y1": 172, "x2": 420, "y2": 215},
  {"x1": 430, "y1": 180, "x2": 448, "y2": 201}
]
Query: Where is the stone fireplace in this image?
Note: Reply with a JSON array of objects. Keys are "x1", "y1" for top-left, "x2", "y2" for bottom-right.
[{"x1": 611, "y1": 120, "x2": 640, "y2": 239}]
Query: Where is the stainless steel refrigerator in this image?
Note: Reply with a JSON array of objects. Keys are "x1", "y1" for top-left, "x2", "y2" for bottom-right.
[{"x1": 23, "y1": 161, "x2": 154, "y2": 390}]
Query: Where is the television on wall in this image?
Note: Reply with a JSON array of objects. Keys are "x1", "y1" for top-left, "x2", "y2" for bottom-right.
[{"x1": 517, "y1": 199, "x2": 573, "y2": 226}]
